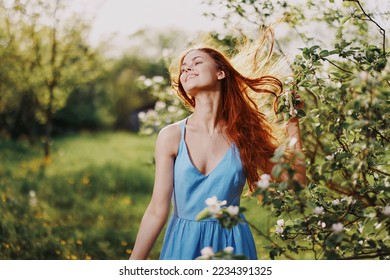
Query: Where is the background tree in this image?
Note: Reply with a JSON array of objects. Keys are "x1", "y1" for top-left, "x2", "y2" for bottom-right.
[{"x1": 0, "y1": 0, "x2": 102, "y2": 160}]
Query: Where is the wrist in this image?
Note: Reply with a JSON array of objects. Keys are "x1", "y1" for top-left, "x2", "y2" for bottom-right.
[{"x1": 286, "y1": 121, "x2": 299, "y2": 135}]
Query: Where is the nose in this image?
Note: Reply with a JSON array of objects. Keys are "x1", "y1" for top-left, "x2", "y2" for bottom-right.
[{"x1": 183, "y1": 65, "x2": 193, "y2": 73}]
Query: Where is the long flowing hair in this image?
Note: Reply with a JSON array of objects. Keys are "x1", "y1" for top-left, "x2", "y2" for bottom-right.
[{"x1": 170, "y1": 28, "x2": 286, "y2": 192}]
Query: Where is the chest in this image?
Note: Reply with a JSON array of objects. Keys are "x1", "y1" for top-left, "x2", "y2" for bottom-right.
[{"x1": 184, "y1": 129, "x2": 231, "y2": 176}]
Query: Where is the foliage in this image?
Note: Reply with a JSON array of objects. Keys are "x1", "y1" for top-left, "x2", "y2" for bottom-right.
[
  {"x1": 196, "y1": 196, "x2": 246, "y2": 229},
  {"x1": 137, "y1": 75, "x2": 188, "y2": 135},
  {"x1": 212, "y1": 0, "x2": 390, "y2": 260},
  {"x1": 0, "y1": 1, "x2": 181, "y2": 144},
  {"x1": 0, "y1": 0, "x2": 104, "y2": 159},
  {"x1": 140, "y1": 0, "x2": 390, "y2": 259}
]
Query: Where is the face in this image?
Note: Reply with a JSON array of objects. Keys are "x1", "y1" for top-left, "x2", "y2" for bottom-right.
[{"x1": 179, "y1": 50, "x2": 225, "y2": 95}]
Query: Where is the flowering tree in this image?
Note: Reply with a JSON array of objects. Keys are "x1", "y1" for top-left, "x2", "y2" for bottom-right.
[{"x1": 139, "y1": 0, "x2": 389, "y2": 259}]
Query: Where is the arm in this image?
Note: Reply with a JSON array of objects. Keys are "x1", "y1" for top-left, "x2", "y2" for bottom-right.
[
  {"x1": 285, "y1": 117, "x2": 306, "y2": 185},
  {"x1": 129, "y1": 125, "x2": 179, "y2": 260}
]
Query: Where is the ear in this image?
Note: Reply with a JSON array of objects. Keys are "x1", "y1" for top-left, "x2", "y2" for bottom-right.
[{"x1": 217, "y1": 70, "x2": 225, "y2": 80}]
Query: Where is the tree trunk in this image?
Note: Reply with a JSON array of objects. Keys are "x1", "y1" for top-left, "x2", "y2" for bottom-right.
[
  {"x1": 44, "y1": 3, "x2": 59, "y2": 163},
  {"x1": 44, "y1": 86, "x2": 54, "y2": 162}
]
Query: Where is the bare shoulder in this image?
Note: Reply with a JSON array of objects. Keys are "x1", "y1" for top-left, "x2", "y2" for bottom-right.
[{"x1": 155, "y1": 120, "x2": 183, "y2": 157}]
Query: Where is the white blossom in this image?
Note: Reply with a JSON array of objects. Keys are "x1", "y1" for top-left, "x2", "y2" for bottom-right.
[
  {"x1": 290, "y1": 108, "x2": 298, "y2": 118},
  {"x1": 374, "y1": 223, "x2": 382, "y2": 229},
  {"x1": 358, "y1": 223, "x2": 364, "y2": 234},
  {"x1": 275, "y1": 226, "x2": 284, "y2": 234},
  {"x1": 325, "y1": 154, "x2": 334, "y2": 161},
  {"x1": 277, "y1": 219, "x2": 285, "y2": 227},
  {"x1": 332, "y1": 199, "x2": 340, "y2": 206},
  {"x1": 341, "y1": 196, "x2": 356, "y2": 205},
  {"x1": 364, "y1": 210, "x2": 376, "y2": 219},
  {"x1": 331, "y1": 222, "x2": 344, "y2": 234},
  {"x1": 285, "y1": 77, "x2": 294, "y2": 84},
  {"x1": 226, "y1": 205, "x2": 239, "y2": 216},
  {"x1": 152, "y1": 76, "x2": 164, "y2": 83},
  {"x1": 313, "y1": 206, "x2": 324, "y2": 215},
  {"x1": 143, "y1": 78, "x2": 152, "y2": 87},
  {"x1": 256, "y1": 174, "x2": 271, "y2": 190},
  {"x1": 200, "y1": 247, "x2": 214, "y2": 258},
  {"x1": 167, "y1": 105, "x2": 177, "y2": 113},
  {"x1": 318, "y1": 221, "x2": 326, "y2": 228},
  {"x1": 29, "y1": 190, "x2": 37, "y2": 207},
  {"x1": 145, "y1": 109, "x2": 157, "y2": 117},
  {"x1": 154, "y1": 101, "x2": 166, "y2": 110},
  {"x1": 223, "y1": 247, "x2": 234, "y2": 254},
  {"x1": 359, "y1": 71, "x2": 369, "y2": 82},
  {"x1": 383, "y1": 206, "x2": 390, "y2": 216},
  {"x1": 384, "y1": 177, "x2": 389, "y2": 188},
  {"x1": 138, "y1": 111, "x2": 146, "y2": 120},
  {"x1": 205, "y1": 196, "x2": 226, "y2": 215},
  {"x1": 275, "y1": 219, "x2": 285, "y2": 234},
  {"x1": 284, "y1": 96, "x2": 289, "y2": 106}
]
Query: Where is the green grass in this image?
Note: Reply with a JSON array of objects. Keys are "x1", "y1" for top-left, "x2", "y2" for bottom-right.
[
  {"x1": 0, "y1": 132, "x2": 288, "y2": 260},
  {"x1": 0, "y1": 132, "x2": 161, "y2": 259}
]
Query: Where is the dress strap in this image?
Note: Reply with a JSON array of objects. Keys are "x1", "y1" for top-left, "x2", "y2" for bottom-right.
[
  {"x1": 180, "y1": 117, "x2": 189, "y2": 140},
  {"x1": 176, "y1": 117, "x2": 189, "y2": 158}
]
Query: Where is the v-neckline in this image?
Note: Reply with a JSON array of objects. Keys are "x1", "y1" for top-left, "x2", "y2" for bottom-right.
[{"x1": 182, "y1": 120, "x2": 232, "y2": 177}]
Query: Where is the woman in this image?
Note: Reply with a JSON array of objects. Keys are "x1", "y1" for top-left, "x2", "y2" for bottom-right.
[{"x1": 129, "y1": 31, "x2": 305, "y2": 260}]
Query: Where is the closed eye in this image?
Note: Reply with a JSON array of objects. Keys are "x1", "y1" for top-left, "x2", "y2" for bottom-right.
[{"x1": 180, "y1": 57, "x2": 203, "y2": 73}]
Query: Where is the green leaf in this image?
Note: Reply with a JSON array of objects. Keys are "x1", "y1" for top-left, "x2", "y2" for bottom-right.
[
  {"x1": 315, "y1": 124, "x2": 323, "y2": 137},
  {"x1": 310, "y1": 45, "x2": 320, "y2": 52},
  {"x1": 359, "y1": 187, "x2": 368, "y2": 195},
  {"x1": 319, "y1": 50, "x2": 330, "y2": 57},
  {"x1": 341, "y1": 15, "x2": 351, "y2": 25},
  {"x1": 297, "y1": 109, "x2": 306, "y2": 118},
  {"x1": 335, "y1": 153, "x2": 352, "y2": 160},
  {"x1": 272, "y1": 164, "x2": 283, "y2": 179},
  {"x1": 272, "y1": 198, "x2": 282, "y2": 209},
  {"x1": 367, "y1": 239, "x2": 377, "y2": 248}
]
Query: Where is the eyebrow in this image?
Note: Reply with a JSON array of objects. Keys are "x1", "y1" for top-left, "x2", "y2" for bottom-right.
[{"x1": 182, "y1": 55, "x2": 204, "y2": 66}]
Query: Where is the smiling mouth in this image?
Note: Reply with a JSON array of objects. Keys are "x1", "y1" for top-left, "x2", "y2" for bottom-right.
[{"x1": 186, "y1": 74, "x2": 197, "y2": 82}]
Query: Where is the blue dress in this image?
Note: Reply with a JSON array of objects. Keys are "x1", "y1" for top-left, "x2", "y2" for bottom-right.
[{"x1": 159, "y1": 118, "x2": 257, "y2": 260}]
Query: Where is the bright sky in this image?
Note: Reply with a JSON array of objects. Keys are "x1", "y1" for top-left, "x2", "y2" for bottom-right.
[
  {"x1": 70, "y1": 0, "x2": 389, "y2": 57},
  {"x1": 72, "y1": 0, "x2": 224, "y2": 47}
]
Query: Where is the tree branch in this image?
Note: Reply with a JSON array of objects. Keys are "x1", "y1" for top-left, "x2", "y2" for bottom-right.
[
  {"x1": 246, "y1": 220, "x2": 295, "y2": 260},
  {"x1": 344, "y1": 0, "x2": 386, "y2": 52},
  {"x1": 322, "y1": 58, "x2": 354, "y2": 74},
  {"x1": 340, "y1": 250, "x2": 390, "y2": 260}
]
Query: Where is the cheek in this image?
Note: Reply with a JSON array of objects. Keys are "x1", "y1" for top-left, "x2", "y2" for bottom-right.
[{"x1": 179, "y1": 73, "x2": 185, "y2": 84}]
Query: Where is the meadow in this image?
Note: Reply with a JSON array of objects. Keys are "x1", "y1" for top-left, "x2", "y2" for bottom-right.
[{"x1": 0, "y1": 132, "x2": 275, "y2": 260}]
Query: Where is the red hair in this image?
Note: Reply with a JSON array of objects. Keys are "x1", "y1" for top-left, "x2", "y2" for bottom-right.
[{"x1": 172, "y1": 47, "x2": 283, "y2": 193}]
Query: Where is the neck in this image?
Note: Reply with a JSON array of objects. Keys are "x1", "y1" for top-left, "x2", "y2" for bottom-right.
[{"x1": 190, "y1": 91, "x2": 223, "y2": 134}]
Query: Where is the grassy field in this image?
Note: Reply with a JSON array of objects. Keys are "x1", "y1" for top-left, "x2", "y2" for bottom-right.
[{"x1": 0, "y1": 132, "x2": 281, "y2": 260}]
